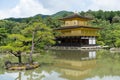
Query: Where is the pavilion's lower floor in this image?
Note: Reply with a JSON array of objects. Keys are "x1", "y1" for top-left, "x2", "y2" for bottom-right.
[{"x1": 55, "y1": 36, "x2": 97, "y2": 47}]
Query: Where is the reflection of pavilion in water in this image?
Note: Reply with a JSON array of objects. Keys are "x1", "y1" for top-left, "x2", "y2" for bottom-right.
[
  {"x1": 2, "y1": 69, "x2": 66, "y2": 80},
  {"x1": 54, "y1": 50, "x2": 96, "y2": 79}
]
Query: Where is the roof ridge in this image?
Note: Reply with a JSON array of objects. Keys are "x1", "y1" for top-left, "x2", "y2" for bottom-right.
[{"x1": 60, "y1": 13, "x2": 92, "y2": 20}]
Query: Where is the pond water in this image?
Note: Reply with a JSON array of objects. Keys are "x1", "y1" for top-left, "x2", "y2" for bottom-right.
[{"x1": 0, "y1": 50, "x2": 120, "y2": 80}]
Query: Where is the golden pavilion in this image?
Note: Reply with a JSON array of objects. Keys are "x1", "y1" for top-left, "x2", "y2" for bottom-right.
[{"x1": 55, "y1": 13, "x2": 100, "y2": 47}]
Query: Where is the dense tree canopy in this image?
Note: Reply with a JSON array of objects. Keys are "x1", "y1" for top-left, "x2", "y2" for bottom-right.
[
  {"x1": 0, "y1": 17, "x2": 55, "y2": 64},
  {"x1": 1, "y1": 10, "x2": 120, "y2": 51}
]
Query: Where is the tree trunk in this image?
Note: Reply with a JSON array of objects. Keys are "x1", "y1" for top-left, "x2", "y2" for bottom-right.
[
  {"x1": 112, "y1": 42, "x2": 116, "y2": 47},
  {"x1": 29, "y1": 31, "x2": 35, "y2": 63},
  {"x1": 18, "y1": 72, "x2": 22, "y2": 80},
  {"x1": 18, "y1": 55, "x2": 22, "y2": 64},
  {"x1": 15, "y1": 72, "x2": 22, "y2": 80},
  {"x1": 17, "y1": 52, "x2": 22, "y2": 64},
  {"x1": 112, "y1": 38, "x2": 116, "y2": 47}
]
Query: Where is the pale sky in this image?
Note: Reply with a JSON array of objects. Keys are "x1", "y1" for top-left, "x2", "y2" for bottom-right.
[{"x1": 0, "y1": 0, "x2": 120, "y2": 19}]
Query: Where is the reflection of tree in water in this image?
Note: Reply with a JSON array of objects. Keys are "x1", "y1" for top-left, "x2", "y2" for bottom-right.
[
  {"x1": 0, "y1": 66, "x2": 63, "y2": 80},
  {"x1": 24, "y1": 70, "x2": 42, "y2": 80},
  {"x1": 91, "y1": 50, "x2": 120, "y2": 77},
  {"x1": 0, "y1": 67, "x2": 5, "y2": 75},
  {"x1": 1, "y1": 50, "x2": 120, "y2": 80},
  {"x1": 13, "y1": 71, "x2": 42, "y2": 80},
  {"x1": 15, "y1": 72, "x2": 21, "y2": 80},
  {"x1": 0, "y1": 55, "x2": 6, "y2": 74}
]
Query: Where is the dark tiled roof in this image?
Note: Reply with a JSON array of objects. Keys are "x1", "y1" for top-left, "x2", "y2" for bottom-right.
[
  {"x1": 60, "y1": 13, "x2": 92, "y2": 20},
  {"x1": 55, "y1": 26, "x2": 101, "y2": 30}
]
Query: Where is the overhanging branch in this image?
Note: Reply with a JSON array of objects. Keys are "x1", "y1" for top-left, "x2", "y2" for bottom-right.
[{"x1": 9, "y1": 50, "x2": 18, "y2": 57}]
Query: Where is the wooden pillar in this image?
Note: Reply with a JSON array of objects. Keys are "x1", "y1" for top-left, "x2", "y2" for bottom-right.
[
  {"x1": 70, "y1": 37, "x2": 72, "y2": 46},
  {"x1": 80, "y1": 37, "x2": 82, "y2": 47},
  {"x1": 71, "y1": 37, "x2": 73, "y2": 46},
  {"x1": 77, "y1": 37, "x2": 80, "y2": 47}
]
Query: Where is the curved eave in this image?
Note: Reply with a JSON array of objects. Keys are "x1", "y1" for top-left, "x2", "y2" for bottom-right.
[{"x1": 55, "y1": 26, "x2": 101, "y2": 30}]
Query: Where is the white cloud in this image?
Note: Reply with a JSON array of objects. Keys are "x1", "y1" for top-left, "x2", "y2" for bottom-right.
[
  {"x1": 87, "y1": 0, "x2": 120, "y2": 11},
  {"x1": 0, "y1": 0, "x2": 120, "y2": 19},
  {"x1": 39, "y1": 0, "x2": 87, "y2": 12},
  {"x1": 0, "y1": 0, "x2": 51, "y2": 19},
  {"x1": 39, "y1": 0, "x2": 120, "y2": 12}
]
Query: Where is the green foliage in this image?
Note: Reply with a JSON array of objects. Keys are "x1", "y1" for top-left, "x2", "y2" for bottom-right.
[
  {"x1": 91, "y1": 19, "x2": 120, "y2": 47},
  {"x1": 0, "y1": 17, "x2": 55, "y2": 63},
  {"x1": 0, "y1": 33, "x2": 30, "y2": 53},
  {"x1": 1, "y1": 10, "x2": 120, "y2": 49},
  {"x1": 115, "y1": 39, "x2": 120, "y2": 47},
  {"x1": 0, "y1": 28, "x2": 7, "y2": 45},
  {"x1": 51, "y1": 11, "x2": 73, "y2": 19},
  {"x1": 112, "y1": 15, "x2": 120, "y2": 23},
  {"x1": 80, "y1": 10, "x2": 120, "y2": 23},
  {"x1": 44, "y1": 17, "x2": 61, "y2": 28},
  {"x1": 97, "y1": 41, "x2": 105, "y2": 46},
  {"x1": 22, "y1": 22, "x2": 55, "y2": 50}
]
